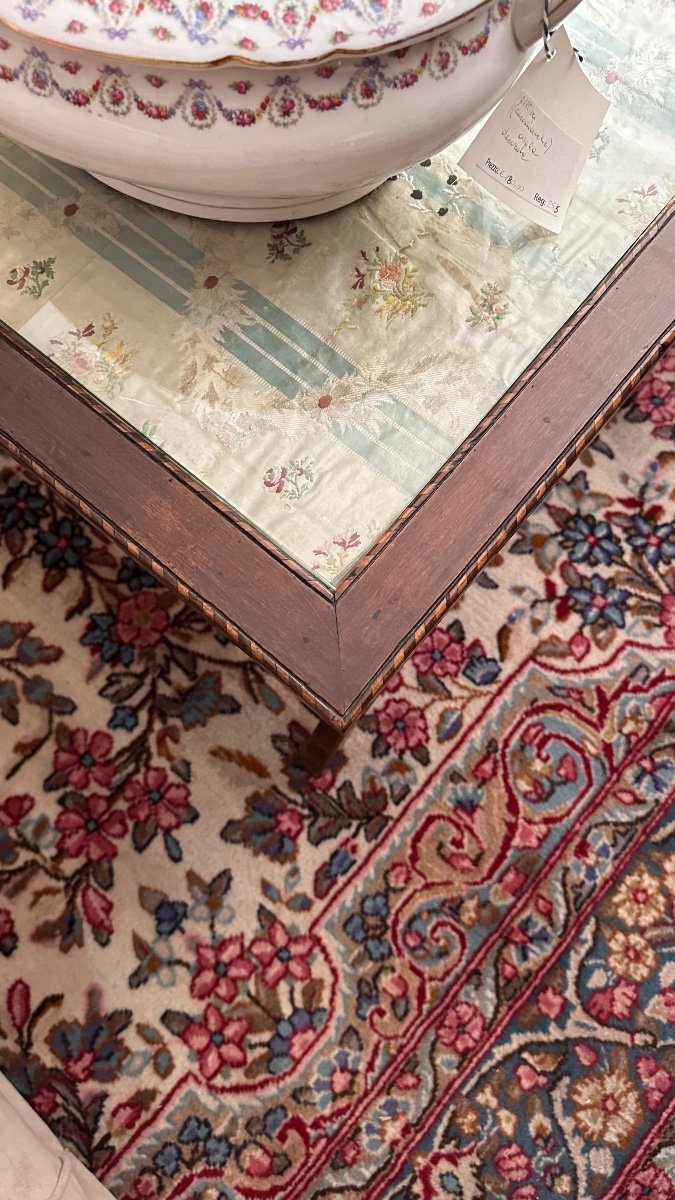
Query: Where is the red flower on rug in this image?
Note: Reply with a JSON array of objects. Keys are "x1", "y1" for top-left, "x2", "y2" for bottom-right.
[
  {"x1": 633, "y1": 376, "x2": 675, "y2": 424},
  {"x1": 626, "y1": 1163, "x2": 675, "y2": 1200},
  {"x1": 182, "y1": 1005, "x2": 250, "y2": 1078},
  {"x1": 122, "y1": 767, "x2": 191, "y2": 831},
  {"x1": 493, "y1": 1142, "x2": 532, "y2": 1181},
  {"x1": 53, "y1": 727, "x2": 117, "y2": 789},
  {"x1": 250, "y1": 919, "x2": 314, "y2": 987},
  {"x1": 55, "y1": 793, "x2": 128, "y2": 861},
  {"x1": 114, "y1": 591, "x2": 170, "y2": 648},
  {"x1": 375, "y1": 697, "x2": 429, "y2": 752},
  {"x1": 412, "y1": 628, "x2": 466, "y2": 677},
  {"x1": 437, "y1": 1000, "x2": 486, "y2": 1055},
  {"x1": 0, "y1": 794, "x2": 34, "y2": 826},
  {"x1": 190, "y1": 935, "x2": 255, "y2": 1002}
]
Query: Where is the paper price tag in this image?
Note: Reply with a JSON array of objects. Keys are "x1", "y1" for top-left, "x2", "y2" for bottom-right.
[{"x1": 459, "y1": 28, "x2": 609, "y2": 233}]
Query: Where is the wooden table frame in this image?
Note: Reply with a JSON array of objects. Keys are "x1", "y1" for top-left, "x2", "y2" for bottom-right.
[{"x1": 1, "y1": 200, "x2": 674, "y2": 737}]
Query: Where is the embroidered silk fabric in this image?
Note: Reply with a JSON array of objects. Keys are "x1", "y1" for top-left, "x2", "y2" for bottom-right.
[{"x1": 0, "y1": 0, "x2": 673, "y2": 584}]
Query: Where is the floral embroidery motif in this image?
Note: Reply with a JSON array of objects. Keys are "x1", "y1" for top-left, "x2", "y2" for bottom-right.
[
  {"x1": 351, "y1": 246, "x2": 432, "y2": 321},
  {"x1": 49, "y1": 313, "x2": 132, "y2": 398},
  {"x1": 466, "y1": 281, "x2": 510, "y2": 331},
  {"x1": 266, "y1": 220, "x2": 311, "y2": 262},
  {"x1": 0, "y1": 5, "x2": 509, "y2": 130},
  {"x1": 263, "y1": 458, "x2": 315, "y2": 506},
  {"x1": 6, "y1": 257, "x2": 55, "y2": 298},
  {"x1": 312, "y1": 528, "x2": 361, "y2": 574}
]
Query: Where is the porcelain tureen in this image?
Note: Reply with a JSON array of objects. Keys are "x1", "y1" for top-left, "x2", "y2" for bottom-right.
[{"x1": 0, "y1": 0, "x2": 582, "y2": 218}]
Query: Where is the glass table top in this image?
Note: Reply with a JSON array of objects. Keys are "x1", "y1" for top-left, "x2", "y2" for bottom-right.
[{"x1": 0, "y1": 0, "x2": 673, "y2": 588}]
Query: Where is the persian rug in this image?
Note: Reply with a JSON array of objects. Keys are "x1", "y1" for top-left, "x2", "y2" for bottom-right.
[{"x1": 1, "y1": 349, "x2": 675, "y2": 1200}]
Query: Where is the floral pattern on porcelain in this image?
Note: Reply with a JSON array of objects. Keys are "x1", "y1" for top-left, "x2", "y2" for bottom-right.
[
  {"x1": 2, "y1": 0, "x2": 507, "y2": 64},
  {"x1": 0, "y1": 8, "x2": 504, "y2": 130}
]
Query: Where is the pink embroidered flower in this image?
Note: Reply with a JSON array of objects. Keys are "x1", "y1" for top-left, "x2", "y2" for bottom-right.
[
  {"x1": 146, "y1": 73, "x2": 165, "y2": 87},
  {"x1": 494, "y1": 1143, "x2": 531, "y2": 1182},
  {"x1": 376, "y1": 261, "x2": 405, "y2": 288},
  {"x1": 375, "y1": 698, "x2": 429, "y2": 752},
  {"x1": 123, "y1": 767, "x2": 192, "y2": 832},
  {"x1": 55, "y1": 794, "x2": 127, "y2": 861},
  {"x1": 53, "y1": 728, "x2": 117, "y2": 789},
  {"x1": 437, "y1": 1001, "x2": 486, "y2": 1055},
  {"x1": 61, "y1": 59, "x2": 81, "y2": 74},
  {"x1": 659, "y1": 594, "x2": 675, "y2": 648},
  {"x1": 190, "y1": 935, "x2": 254, "y2": 1002},
  {"x1": 413, "y1": 628, "x2": 466, "y2": 678},
  {"x1": 0, "y1": 794, "x2": 34, "y2": 826},
  {"x1": 633, "y1": 376, "x2": 675, "y2": 425},
  {"x1": 114, "y1": 590, "x2": 170, "y2": 648},
  {"x1": 66, "y1": 19, "x2": 85, "y2": 31},
  {"x1": 250, "y1": 920, "x2": 314, "y2": 987},
  {"x1": 182, "y1": 1004, "x2": 249, "y2": 1078}
]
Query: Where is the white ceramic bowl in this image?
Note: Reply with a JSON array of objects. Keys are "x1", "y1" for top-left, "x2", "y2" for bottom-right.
[{"x1": 0, "y1": 0, "x2": 581, "y2": 219}]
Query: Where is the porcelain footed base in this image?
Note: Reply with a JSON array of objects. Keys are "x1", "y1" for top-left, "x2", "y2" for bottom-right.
[{"x1": 90, "y1": 173, "x2": 385, "y2": 221}]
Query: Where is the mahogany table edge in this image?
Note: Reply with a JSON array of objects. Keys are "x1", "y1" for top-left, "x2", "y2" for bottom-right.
[{"x1": 0, "y1": 201, "x2": 673, "y2": 736}]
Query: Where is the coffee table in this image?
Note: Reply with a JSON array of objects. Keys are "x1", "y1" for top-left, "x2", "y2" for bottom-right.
[{"x1": 0, "y1": 0, "x2": 673, "y2": 754}]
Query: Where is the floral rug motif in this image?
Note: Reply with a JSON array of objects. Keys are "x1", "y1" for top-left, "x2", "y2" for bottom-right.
[{"x1": 1, "y1": 350, "x2": 675, "y2": 1199}]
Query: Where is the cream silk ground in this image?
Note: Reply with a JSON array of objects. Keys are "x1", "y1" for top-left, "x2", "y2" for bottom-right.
[{"x1": 0, "y1": 0, "x2": 673, "y2": 584}]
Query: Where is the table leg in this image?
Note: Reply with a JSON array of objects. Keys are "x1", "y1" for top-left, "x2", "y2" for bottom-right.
[{"x1": 299, "y1": 718, "x2": 344, "y2": 776}]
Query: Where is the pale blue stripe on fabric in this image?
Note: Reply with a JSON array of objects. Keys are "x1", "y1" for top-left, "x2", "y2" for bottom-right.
[
  {"x1": 70, "y1": 226, "x2": 190, "y2": 313},
  {"x1": 376, "y1": 397, "x2": 455, "y2": 459},
  {"x1": 0, "y1": 141, "x2": 76, "y2": 200},
  {"x1": 27, "y1": 146, "x2": 208, "y2": 268},
  {"x1": 232, "y1": 281, "x2": 356, "y2": 380},
  {"x1": 327, "y1": 419, "x2": 432, "y2": 495},
  {"x1": 215, "y1": 327, "x2": 300, "y2": 398},
  {"x1": 0, "y1": 154, "x2": 49, "y2": 208},
  {"x1": 109, "y1": 224, "x2": 195, "y2": 294},
  {"x1": 242, "y1": 323, "x2": 331, "y2": 389}
]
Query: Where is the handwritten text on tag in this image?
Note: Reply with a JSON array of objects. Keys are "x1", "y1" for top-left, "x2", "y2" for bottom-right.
[{"x1": 459, "y1": 29, "x2": 610, "y2": 234}]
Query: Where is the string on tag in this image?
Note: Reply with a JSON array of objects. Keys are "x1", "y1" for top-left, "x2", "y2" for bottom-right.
[
  {"x1": 542, "y1": 0, "x2": 584, "y2": 63},
  {"x1": 542, "y1": 0, "x2": 555, "y2": 60}
]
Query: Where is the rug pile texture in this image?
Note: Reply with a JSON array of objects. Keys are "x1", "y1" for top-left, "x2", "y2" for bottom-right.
[{"x1": 1, "y1": 351, "x2": 675, "y2": 1200}]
